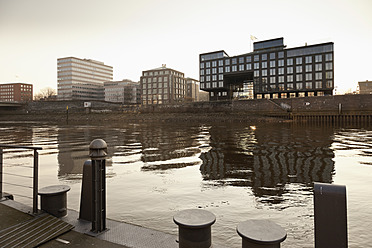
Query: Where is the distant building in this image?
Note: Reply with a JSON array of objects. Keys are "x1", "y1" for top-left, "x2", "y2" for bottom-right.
[
  {"x1": 358, "y1": 81, "x2": 372, "y2": 94},
  {"x1": 198, "y1": 90, "x2": 209, "y2": 102},
  {"x1": 200, "y1": 37, "x2": 334, "y2": 101},
  {"x1": 57, "y1": 57, "x2": 113, "y2": 101},
  {"x1": 104, "y1": 80, "x2": 140, "y2": 104},
  {"x1": 140, "y1": 65, "x2": 187, "y2": 105},
  {"x1": 0, "y1": 83, "x2": 33, "y2": 102},
  {"x1": 186, "y1": 78, "x2": 200, "y2": 102}
]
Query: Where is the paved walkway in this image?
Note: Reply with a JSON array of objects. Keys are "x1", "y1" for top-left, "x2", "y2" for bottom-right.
[{"x1": 0, "y1": 198, "x2": 226, "y2": 248}]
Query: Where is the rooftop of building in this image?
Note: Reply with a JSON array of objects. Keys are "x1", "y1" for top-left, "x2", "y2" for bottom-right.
[{"x1": 142, "y1": 64, "x2": 184, "y2": 75}]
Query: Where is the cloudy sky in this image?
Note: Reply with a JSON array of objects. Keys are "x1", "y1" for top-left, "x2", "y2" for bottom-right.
[{"x1": 1, "y1": 0, "x2": 371, "y2": 95}]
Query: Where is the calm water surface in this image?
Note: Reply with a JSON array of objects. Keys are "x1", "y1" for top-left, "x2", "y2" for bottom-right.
[{"x1": 1, "y1": 121, "x2": 371, "y2": 247}]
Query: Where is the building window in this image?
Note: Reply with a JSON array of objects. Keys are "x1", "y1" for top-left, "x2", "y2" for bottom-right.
[
  {"x1": 254, "y1": 55, "x2": 259, "y2": 61},
  {"x1": 206, "y1": 76, "x2": 211, "y2": 81},
  {"x1": 306, "y1": 73, "x2": 312, "y2": 81},
  {"x1": 315, "y1": 64, "x2": 322, "y2": 71},
  {"x1": 262, "y1": 70, "x2": 267, "y2": 76},
  {"x1": 326, "y1": 80, "x2": 333, "y2": 88},
  {"x1": 254, "y1": 63, "x2": 260, "y2": 69},
  {"x1": 325, "y1": 53, "x2": 333, "y2": 61},
  {"x1": 232, "y1": 58, "x2": 237, "y2": 64},
  {"x1": 287, "y1": 67, "x2": 293, "y2": 74},
  {"x1": 239, "y1": 64, "x2": 244, "y2": 71},
  {"x1": 306, "y1": 65, "x2": 312, "y2": 72},
  {"x1": 254, "y1": 71, "x2": 259, "y2": 77},
  {"x1": 219, "y1": 74, "x2": 223, "y2": 80},
  {"x1": 306, "y1": 82, "x2": 312, "y2": 89},
  {"x1": 305, "y1": 56, "x2": 312, "y2": 63},
  {"x1": 239, "y1": 57, "x2": 244, "y2": 63},
  {"x1": 270, "y1": 68, "x2": 276, "y2": 75},
  {"x1": 326, "y1": 71, "x2": 333, "y2": 79},
  {"x1": 219, "y1": 60, "x2": 224, "y2": 66},
  {"x1": 200, "y1": 76, "x2": 204, "y2": 82},
  {"x1": 200, "y1": 63, "x2": 205, "y2": 69},
  {"x1": 212, "y1": 82, "x2": 217, "y2": 88},
  {"x1": 212, "y1": 68, "x2": 217, "y2": 74},
  {"x1": 222, "y1": 91, "x2": 227, "y2": 96},
  {"x1": 279, "y1": 84, "x2": 284, "y2": 91},
  {"x1": 278, "y1": 60, "x2": 284, "y2": 67},
  {"x1": 278, "y1": 51, "x2": 284, "y2": 58},
  {"x1": 262, "y1": 54, "x2": 267, "y2": 60},
  {"x1": 225, "y1": 67, "x2": 230, "y2": 73},
  {"x1": 278, "y1": 68, "x2": 284, "y2": 75},
  {"x1": 315, "y1": 72, "x2": 322, "y2": 80},
  {"x1": 315, "y1": 81, "x2": 322, "y2": 89},
  {"x1": 296, "y1": 66, "x2": 303, "y2": 73},
  {"x1": 225, "y1": 59, "x2": 230, "y2": 65},
  {"x1": 296, "y1": 83, "x2": 303, "y2": 89},
  {"x1": 287, "y1": 75, "x2": 293, "y2": 82},
  {"x1": 206, "y1": 82, "x2": 211, "y2": 88},
  {"x1": 212, "y1": 75, "x2": 217, "y2": 81},
  {"x1": 296, "y1": 57, "x2": 302, "y2": 64},
  {"x1": 232, "y1": 65, "x2": 237, "y2": 72},
  {"x1": 246, "y1": 56, "x2": 252, "y2": 63},
  {"x1": 219, "y1": 81, "x2": 224, "y2": 87},
  {"x1": 326, "y1": 62, "x2": 333, "y2": 70},
  {"x1": 270, "y1": 53, "x2": 275, "y2": 59},
  {"x1": 206, "y1": 62, "x2": 210, "y2": 68},
  {"x1": 278, "y1": 76, "x2": 284, "y2": 83},
  {"x1": 206, "y1": 69, "x2": 210, "y2": 75},
  {"x1": 315, "y1": 55, "x2": 322, "y2": 63},
  {"x1": 270, "y1": 61, "x2": 275, "y2": 67},
  {"x1": 262, "y1": 61, "x2": 267, "y2": 69},
  {"x1": 287, "y1": 58, "x2": 293, "y2": 66},
  {"x1": 246, "y1": 64, "x2": 252, "y2": 70},
  {"x1": 270, "y1": 77, "x2": 276, "y2": 84},
  {"x1": 296, "y1": 74, "x2": 303, "y2": 81},
  {"x1": 212, "y1": 61, "x2": 217, "y2": 67},
  {"x1": 287, "y1": 83, "x2": 294, "y2": 90},
  {"x1": 200, "y1": 83, "x2": 205, "y2": 88}
]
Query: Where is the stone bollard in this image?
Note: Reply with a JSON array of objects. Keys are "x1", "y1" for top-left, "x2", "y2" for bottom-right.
[
  {"x1": 173, "y1": 209, "x2": 216, "y2": 248},
  {"x1": 89, "y1": 139, "x2": 108, "y2": 234},
  {"x1": 38, "y1": 185, "x2": 70, "y2": 218},
  {"x1": 236, "y1": 219, "x2": 287, "y2": 248}
]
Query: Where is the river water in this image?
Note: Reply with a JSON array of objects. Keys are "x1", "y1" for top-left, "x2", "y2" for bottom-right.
[{"x1": 0, "y1": 120, "x2": 371, "y2": 247}]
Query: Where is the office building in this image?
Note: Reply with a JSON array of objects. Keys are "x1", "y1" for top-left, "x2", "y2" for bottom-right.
[
  {"x1": 358, "y1": 81, "x2": 372, "y2": 94},
  {"x1": 199, "y1": 37, "x2": 334, "y2": 101},
  {"x1": 104, "y1": 80, "x2": 141, "y2": 104},
  {"x1": 140, "y1": 65, "x2": 187, "y2": 105},
  {"x1": 186, "y1": 78, "x2": 200, "y2": 102},
  {"x1": 57, "y1": 57, "x2": 113, "y2": 100},
  {"x1": 0, "y1": 83, "x2": 33, "y2": 102}
]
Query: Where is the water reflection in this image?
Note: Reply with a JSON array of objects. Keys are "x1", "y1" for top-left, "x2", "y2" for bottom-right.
[{"x1": 200, "y1": 125, "x2": 335, "y2": 201}]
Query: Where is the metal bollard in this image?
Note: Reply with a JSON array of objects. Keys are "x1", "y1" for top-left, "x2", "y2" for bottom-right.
[
  {"x1": 236, "y1": 219, "x2": 287, "y2": 248},
  {"x1": 38, "y1": 185, "x2": 70, "y2": 218},
  {"x1": 79, "y1": 160, "x2": 92, "y2": 221},
  {"x1": 89, "y1": 139, "x2": 107, "y2": 234},
  {"x1": 314, "y1": 182, "x2": 347, "y2": 248},
  {"x1": 173, "y1": 209, "x2": 216, "y2": 248}
]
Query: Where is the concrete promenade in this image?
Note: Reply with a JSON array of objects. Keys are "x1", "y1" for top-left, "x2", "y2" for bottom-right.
[{"x1": 0, "y1": 198, "x2": 226, "y2": 248}]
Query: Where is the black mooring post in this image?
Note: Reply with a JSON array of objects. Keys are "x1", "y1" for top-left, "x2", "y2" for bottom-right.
[
  {"x1": 89, "y1": 139, "x2": 107, "y2": 233},
  {"x1": 314, "y1": 182, "x2": 348, "y2": 248}
]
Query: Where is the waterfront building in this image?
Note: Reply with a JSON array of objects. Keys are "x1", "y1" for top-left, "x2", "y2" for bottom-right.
[
  {"x1": 358, "y1": 80, "x2": 372, "y2": 94},
  {"x1": 104, "y1": 80, "x2": 141, "y2": 104},
  {"x1": 57, "y1": 57, "x2": 113, "y2": 101},
  {"x1": 199, "y1": 37, "x2": 334, "y2": 101},
  {"x1": 186, "y1": 78, "x2": 200, "y2": 102},
  {"x1": 0, "y1": 83, "x2": 33, "y2": 102},
  {"x1": 140, "y1": 65, "x2": 187, "y2": 105}
]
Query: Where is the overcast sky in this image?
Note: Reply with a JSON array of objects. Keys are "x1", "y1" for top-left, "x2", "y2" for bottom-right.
[{"x1": 1, "y1": 0, "x2": 372, "y2": 94}]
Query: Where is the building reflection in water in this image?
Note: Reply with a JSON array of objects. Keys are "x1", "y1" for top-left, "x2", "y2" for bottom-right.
[{"x1": 199, "y1": 124, "x2": 335, "y2": 202}]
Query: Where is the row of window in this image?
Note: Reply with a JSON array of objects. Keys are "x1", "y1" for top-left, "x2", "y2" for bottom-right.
[
  {"x1": 58, "y1": 59, "x2": 113, "y2": 71},
  {"x1": 255, "y1": 91, "x2": 326, "y2": 99},
  {"x1": 254, "y1": 81, "x2": 333, "y2": 91},
  {"x1": 200, "y1": 53, "x2": 333, "y2": 68},
  {"x1": 143, "y1": 70, "x2": 184, "y2": 77}
]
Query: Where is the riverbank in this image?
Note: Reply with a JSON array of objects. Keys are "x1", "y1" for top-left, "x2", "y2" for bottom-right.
[{"x1": 0, "y1": 112, "x2": 288, "y2": 124}]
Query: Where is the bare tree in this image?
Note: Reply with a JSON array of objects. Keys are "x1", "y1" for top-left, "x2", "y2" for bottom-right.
[{"x1": 34, "y1": 87, "x2": 57, "y2": 100}]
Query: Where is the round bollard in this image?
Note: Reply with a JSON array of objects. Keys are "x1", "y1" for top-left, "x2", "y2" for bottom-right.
[
  {"x1": 39, "y1": 185, "x2": 71, "y2": 218},
  {"x1": 173, "y1": 209, "x2": 216, "y2": 248},
  {"x1": 237, "y1": 219, "x2": 287, "y2": 248}
]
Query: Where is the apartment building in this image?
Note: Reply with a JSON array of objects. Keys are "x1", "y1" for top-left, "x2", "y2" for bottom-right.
[
  {"x1": 57, "y1": 57, "x2": 113, "y2": 100},
  {"x1": 104, "y1": 80, "x2": 140, "y2": 104},
  {"x1": 186, "y1": 78, "x2": 200, "y2": 102},
  {"x1": 0, "y1": 83, "x2": 33, "y2": 102},
  {"x1": 140, "y1": 65, "x2": 187, "y2": 105},
  {"x1": 199, "y1": 37, "x2": 334, "y2": 101},
  {"x1": 358, "y1": 80, "x2": 372, "y2": 94}
]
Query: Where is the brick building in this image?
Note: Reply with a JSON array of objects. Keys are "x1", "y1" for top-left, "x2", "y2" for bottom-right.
[{"x1": 0, "y1": 83, "x2": 33, "y2": 102}]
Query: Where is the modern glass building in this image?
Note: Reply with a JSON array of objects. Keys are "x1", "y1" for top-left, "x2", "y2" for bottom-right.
[
  {"x1": 57, "y1": 57, "x2": 113, "y2": 100},
  {"x1": 199, "y1": 38, "x2": 334, "y2": 101}
]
